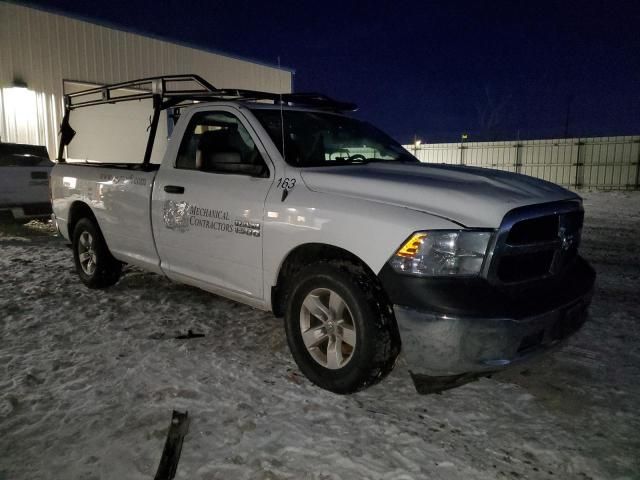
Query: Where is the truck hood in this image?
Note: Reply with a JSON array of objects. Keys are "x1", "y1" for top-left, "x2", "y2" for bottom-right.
[{"x1": 300, "y1": 162, "x2": 579, "y2": 227}]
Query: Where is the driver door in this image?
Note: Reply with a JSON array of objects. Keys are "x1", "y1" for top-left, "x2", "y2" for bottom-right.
[{"x1": 152, "y1": 108, "x2": 273, "y2": 302}]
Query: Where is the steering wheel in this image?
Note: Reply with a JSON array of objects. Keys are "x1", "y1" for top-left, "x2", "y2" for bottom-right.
[{"x1": 346, "y1": 154, "x2": 367, "y2": 162}]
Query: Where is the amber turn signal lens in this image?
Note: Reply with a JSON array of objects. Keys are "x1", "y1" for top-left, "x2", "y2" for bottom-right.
[{"x1": 396, "y1": 233, "x2": 427, "y2": 257}]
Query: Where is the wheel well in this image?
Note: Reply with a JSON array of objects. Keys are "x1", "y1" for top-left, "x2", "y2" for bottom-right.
[
  {"x1": 67, "y1": 201, "x2": 96, "y2": 239},
  {"x1": 271, "y1": 243, "x2": 382, "y2": 317}
]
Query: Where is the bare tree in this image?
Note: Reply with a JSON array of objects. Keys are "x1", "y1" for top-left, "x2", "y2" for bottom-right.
[{"x1": 475, "y1": 85, "x2": 512, "y2": 140}]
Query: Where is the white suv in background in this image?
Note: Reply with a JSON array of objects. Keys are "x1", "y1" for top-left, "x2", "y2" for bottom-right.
[{"x1": 0, "y1": 142, "x2": 53, "y2": 223}]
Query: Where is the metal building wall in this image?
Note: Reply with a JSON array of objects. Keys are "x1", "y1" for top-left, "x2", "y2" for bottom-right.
[
  {"x1": 0, "y1": 2, "x2": 293, "y2": 158},
  {"x1": 405, "y1": 135, "x2": 640, "y2": 190}
]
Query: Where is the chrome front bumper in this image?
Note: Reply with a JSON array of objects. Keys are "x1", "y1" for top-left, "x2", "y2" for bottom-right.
[{"x1": 394, "y1": 289, "x2": 593, "y2": 378}]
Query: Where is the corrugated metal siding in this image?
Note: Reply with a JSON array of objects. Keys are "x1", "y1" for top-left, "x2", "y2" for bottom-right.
[
  {"x1": 0, "y1": 2, "x2": 292, "y2": 158},
  {"x1": 404, "y1": 135, "x2": 640, "y2": 190}
]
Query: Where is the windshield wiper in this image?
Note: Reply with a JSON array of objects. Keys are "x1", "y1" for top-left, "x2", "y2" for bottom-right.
[
  {"x1": 350, "y1": 157, "x2": 419, "y2": 164},
  {"x1": 306, "y1": 157, "x2": 419, "y2": 167},
  {"x1": 333, "y1": 157, "x2": 394, "y2": 164}
]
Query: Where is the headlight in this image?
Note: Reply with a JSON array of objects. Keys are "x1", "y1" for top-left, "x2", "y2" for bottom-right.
[{"x1": 389, "y1": 230, "x2": 493, "y2": 276}]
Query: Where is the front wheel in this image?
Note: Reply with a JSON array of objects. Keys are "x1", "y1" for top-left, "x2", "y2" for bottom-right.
[
  {"x1": 284, "y1": 262, "x2": 400, "y2": 394},
  {"x1": 72, "y1": 218, "x2": 122, "y2": 289}
]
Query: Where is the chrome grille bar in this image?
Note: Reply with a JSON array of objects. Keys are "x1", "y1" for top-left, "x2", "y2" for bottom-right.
[{"x1": 483, "y1": 200, "x2": 584, "y2": 285}]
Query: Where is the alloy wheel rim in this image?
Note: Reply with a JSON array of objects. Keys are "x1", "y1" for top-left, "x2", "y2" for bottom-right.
[
  {"x1": 78, "y1": 231, "x2": 97, "y2": 275},
  {"x1": 299, "y1": 288, "x2": 356, "y2": 369}
]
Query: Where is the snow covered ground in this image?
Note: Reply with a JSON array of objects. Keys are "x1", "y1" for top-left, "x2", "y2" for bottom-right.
[{"x1": 1, "y1": 191, "x2": 638, "y2": 480}]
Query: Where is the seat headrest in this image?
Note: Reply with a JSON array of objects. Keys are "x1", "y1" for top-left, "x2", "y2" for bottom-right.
[{"x1": 198, "y1": 129, "x2": 238, "y2": 153}]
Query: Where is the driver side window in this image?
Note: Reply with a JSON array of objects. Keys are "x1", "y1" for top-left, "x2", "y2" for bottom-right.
[{"x1": 176, "y1": 111, "x2": 268, "y2": 177}]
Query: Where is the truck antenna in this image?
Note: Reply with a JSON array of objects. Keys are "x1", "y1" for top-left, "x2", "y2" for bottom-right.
[{"x1": 278, "y1": 56, "x2": 286, "y2": 163}]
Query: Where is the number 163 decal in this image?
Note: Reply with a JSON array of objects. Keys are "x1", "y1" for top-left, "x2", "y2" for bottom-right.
[
  {"x1": 276, "y1": 177, "x2": 296, "y2": 190},
  {"x1": 277, "y1": 177, "x2": 296, "y2": 202}
]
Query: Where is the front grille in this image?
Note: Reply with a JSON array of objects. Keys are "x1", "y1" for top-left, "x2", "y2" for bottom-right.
[
  {"x1": 488, "y1": 201, "x2": 583, "y2": 284},
  {"x1": 507, "y1": 215, "x2": 559, "y2": 244},
  {"x1": 497, "y1": 250, "x2": 555, "y2": 282}
]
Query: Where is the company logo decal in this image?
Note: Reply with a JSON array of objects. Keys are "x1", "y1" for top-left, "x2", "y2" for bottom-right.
[
  {"x1": 163, "y1": 200, "x2": 191, "y2": 232},
  {"x1": 162, "y1": 201, "x2": 260, "y2": 237},
  {"x1": 99, "y1": 173, "x2": 147, "y2": 186}
]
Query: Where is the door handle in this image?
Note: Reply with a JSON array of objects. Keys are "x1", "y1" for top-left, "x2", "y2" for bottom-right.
[{"x1": 164, "y1": 185, "x2": 185, "y2": 194}]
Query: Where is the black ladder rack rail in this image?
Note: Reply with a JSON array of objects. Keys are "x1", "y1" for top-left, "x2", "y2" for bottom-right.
[
  {"x1": 64, "y1": 74, "x2": 218, "y2": 110},
  {"x1": 58, "y1": 74, "x2": 356, "y2": 164}
]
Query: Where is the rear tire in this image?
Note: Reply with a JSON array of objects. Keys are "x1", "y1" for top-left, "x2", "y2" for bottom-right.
[
  {"x1": 72, "y1": 218, "x2": 122, "y2": 289},
  {"x1": 284, "y1": 261, "x2": 400, "y2": 394}
]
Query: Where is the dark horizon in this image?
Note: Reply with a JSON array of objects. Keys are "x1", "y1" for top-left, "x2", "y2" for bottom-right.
[{"x1": 18, "y1": 0, "x2": 640, "y2": 144}]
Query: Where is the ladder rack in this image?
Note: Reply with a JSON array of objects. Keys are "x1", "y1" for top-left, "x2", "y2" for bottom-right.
[
  {"x1": 64, "y1": 74, "x2": 356, "y2": 112},
  {"x1": 58, "y1": 74, "x2": 356, "y2": 164}
]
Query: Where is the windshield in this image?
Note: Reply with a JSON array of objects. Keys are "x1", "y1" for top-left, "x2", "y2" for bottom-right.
[{"x1": 250, "y1": 109, "x2": 419, "y2": 167}]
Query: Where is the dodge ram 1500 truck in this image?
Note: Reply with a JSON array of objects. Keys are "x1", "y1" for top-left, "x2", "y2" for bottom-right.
[{"x1": 50, "y1": 75, "x2": 595, "y2": 393}]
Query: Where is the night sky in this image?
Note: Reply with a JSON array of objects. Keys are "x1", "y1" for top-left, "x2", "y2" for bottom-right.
[{"x1": 22, "y1": 0, "x2": 640, "y2": 143}]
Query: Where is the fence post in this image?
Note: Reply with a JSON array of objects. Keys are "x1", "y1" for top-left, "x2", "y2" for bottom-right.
[
  {"x1": 574, "y1": 140, "x2": 584, "y2": 188},
  {"x1": 635, "y1": 139, "x2": 640, "y2": 190},
  {"x1": 514, "y1": 143, "x2": 522, "y2": 174},
  {"x1": 459, "y1": 134, "x2": 467, "y2": 165}
]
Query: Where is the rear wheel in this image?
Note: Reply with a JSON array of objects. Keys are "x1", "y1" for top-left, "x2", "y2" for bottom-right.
[
  {"x1": 72, "y1": 218, "x2": 122, "y2": 289},
  {"x1": 284, "y1": 262, "x2": 400, "y2": 394}
]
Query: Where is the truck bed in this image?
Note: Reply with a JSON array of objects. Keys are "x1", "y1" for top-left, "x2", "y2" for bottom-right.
[{"x1": 50, "y1": 162, "x2": 162, "y2": 274}]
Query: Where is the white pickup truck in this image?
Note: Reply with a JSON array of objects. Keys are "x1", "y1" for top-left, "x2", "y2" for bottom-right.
[{"x1": 51, "y1": 75, "x2": 595, "y2": 393}]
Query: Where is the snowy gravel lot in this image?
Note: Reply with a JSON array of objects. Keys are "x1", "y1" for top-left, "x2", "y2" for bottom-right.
[{"x1": 1, "y1": 191, "x2": 639, "y2": 480}]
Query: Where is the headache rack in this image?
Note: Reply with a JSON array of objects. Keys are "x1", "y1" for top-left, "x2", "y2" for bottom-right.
[{"x1": 58, "y1": 74, "x2": 357, "y2": 163}]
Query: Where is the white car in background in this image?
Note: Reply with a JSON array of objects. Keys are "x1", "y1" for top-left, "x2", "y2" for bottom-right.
[{"x1": 0, "y1": 142, "x2": 53, "y2": 223}]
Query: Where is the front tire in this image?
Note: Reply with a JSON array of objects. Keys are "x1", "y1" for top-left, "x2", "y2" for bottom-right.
[
  {"x1": 284, "y1": 261, "x2": 400, "y2": 394},
  {"x1": 72, "y1": 218, "x2": 122, "y2": 289}
]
